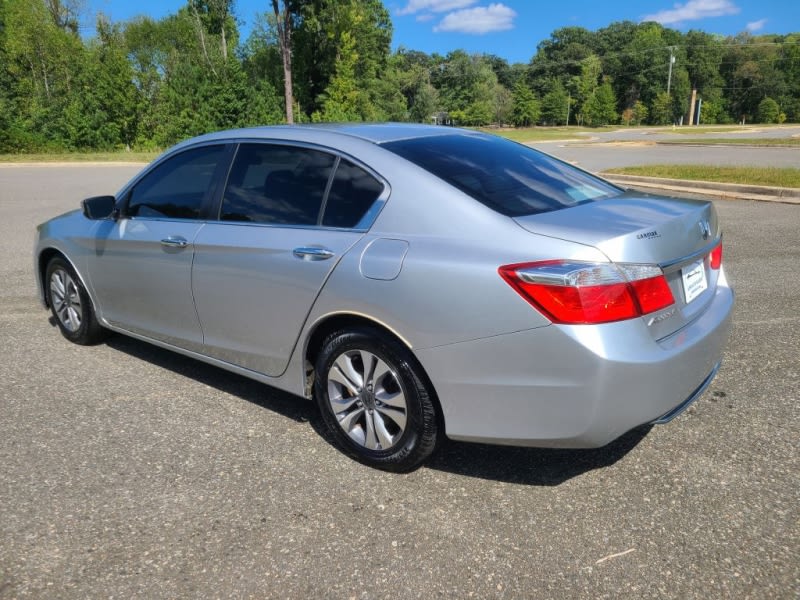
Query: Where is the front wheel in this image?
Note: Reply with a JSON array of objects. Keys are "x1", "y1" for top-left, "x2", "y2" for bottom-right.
[
  {"x1": 46, "y1": 257, "x2": 107, "y2": 345},
  {"x1": 314, "y1": 328, "x2": 439, "y2": 472}
]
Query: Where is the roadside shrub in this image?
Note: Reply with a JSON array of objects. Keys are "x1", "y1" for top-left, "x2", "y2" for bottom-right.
[{"x1": 757, "y1": 97, "x2": 780, "y2": 124}]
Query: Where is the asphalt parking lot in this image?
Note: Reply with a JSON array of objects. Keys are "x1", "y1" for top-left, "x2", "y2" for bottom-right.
[{"x1": 1, "y1": 166, "x2": 798, "y2": 598}]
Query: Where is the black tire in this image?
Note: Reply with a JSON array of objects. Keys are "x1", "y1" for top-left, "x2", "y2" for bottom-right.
[
  {"x1": 45, "y1": 257, "x2": 107, "y2": 345},
  {"x1": 314, "y1": 327, "x2": 439, "y2": 472}
]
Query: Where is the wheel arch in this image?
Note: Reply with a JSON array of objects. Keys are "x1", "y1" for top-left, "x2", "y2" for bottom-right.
[
  {"x1": 302, "y1": 312, "x2": 446, "y2": 432},
  {"x1": 38, "y1": 248, "x2": 91, "y2": 310},
  {"x1": 38, "y1": 248, "x2": 69, "y2": 307}
]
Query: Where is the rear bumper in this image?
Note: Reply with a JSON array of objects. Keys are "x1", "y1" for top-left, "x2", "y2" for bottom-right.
[
  {"x1": 415, "y1": 279, "x2": 733, "y2": 448},
  {"x1": 650, "y1": 361, "x2": 720, "y2": 424}
]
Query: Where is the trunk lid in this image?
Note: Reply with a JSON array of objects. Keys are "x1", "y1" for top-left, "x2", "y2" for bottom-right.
[{"x1": 513, "y1": 192, "x2": 722, "y2": 339}]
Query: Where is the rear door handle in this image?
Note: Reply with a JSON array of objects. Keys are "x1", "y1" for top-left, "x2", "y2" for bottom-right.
[
  {"x1": 161, "y1": 236, "x2": 188, "y2": 249},
  {"x1": 293, "y1": 246, "x2": 335, "y2": 261}
]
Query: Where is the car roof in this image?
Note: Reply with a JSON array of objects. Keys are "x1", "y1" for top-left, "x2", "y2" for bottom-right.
[{"x1": 177, "y1": 123, "x2": 480, "y2": 149}]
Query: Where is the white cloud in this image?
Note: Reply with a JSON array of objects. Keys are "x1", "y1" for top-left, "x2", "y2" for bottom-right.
[
  {"x1": 397, "y1": 0, "x2": 478, "y2": 16},
  {"x1": 746, "y1": 18, "x2": 767, "y2": 32},
  {"x1": 433, "y1": 3, "x2": 517, "y2": 34},
  {"x1": 641, "y1": 0, "x2": 740, "y2": 25},
  {"x1": 416, "y1": 13, "x2": 436, "y2": 22}
]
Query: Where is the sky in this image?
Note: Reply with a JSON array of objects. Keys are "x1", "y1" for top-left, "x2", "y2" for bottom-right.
[{"x1": 86, "y1": 0, "x2": 798, "y2": 63}]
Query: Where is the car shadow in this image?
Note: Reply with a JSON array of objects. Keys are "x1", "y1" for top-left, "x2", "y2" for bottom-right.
[
  {"x1": 424, "y1": 426, "x2": 651, "y2": 485},
  {"x1": 102, "y1": 334, "x2": 650, "y2": 485},
  {"x1": 104, "y1": 335, "x2": 316, "y2": 424}
]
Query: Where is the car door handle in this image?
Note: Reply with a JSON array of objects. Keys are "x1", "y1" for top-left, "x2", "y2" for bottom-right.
[
  {"x1": 160, "y1": 236, "x2": 189, "y2": 249},
  {"x1": 293, "y1": 246, "x2": 335, "y2": 261}
]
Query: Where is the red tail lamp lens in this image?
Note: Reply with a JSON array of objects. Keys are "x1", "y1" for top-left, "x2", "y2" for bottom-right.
[
  {"x1": 710, "y1": 242, "x2": 723, "y2": 270},
  {"x1": 499, "y1": 261, "x2": 675, "y2": 325}
]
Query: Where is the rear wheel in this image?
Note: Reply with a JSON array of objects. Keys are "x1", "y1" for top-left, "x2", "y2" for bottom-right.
[
  {"x1": 314, "y1": 328, "x2": 439, "y2": 472},
  {"x1": 46, "y1": 257, "x2": 106, "y2": 345}
]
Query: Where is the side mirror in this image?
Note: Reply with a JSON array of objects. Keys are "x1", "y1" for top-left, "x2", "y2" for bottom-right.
[{"x1": 81, "y1": 195, "x2": 118, "y2": 220}]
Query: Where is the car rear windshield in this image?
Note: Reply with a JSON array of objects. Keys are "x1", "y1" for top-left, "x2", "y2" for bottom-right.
[{"x1": 382, "y1": 134, "x2": 622, "y2": 217}]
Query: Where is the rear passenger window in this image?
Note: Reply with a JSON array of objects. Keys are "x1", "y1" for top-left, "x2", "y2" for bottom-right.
[
  {"x1": 127, "y1": 145, "x2": 225, "y2": 219},
  {"x1": 322, "y1": 160, "x2": 384, "y2": 228},
  {"x1": 221, "y1": 144, "x2": 335, "y2": 225}
]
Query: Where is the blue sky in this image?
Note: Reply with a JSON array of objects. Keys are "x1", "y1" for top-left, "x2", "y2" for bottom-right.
[{"x1": 86, "y1": 0, "x2": 797, "y2": 63}]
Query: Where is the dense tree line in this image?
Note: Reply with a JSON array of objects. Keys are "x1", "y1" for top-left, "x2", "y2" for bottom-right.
[{"x1": 0, "y1": 0, "x2": 798, "y2": 152}]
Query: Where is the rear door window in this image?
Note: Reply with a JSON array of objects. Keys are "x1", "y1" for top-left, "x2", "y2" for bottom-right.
[
  {"x1": 221, "y1": 144, "x2": 335, "y2": 225},
  {"x1": 382, "y1": 134, "x2": 622, "y2": 217}
]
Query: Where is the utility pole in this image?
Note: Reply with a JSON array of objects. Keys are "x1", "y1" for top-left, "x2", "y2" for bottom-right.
[{"x1": 667, "y1": 47, "x2": 676, "y2": 95}]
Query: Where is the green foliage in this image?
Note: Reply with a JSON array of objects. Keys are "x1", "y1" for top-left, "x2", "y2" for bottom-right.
[
  {"x1": 511, "y1": 81, "x2": 540, "y2": 126},
  {"x1": 582, "y1": 79, "x2": 617, "y2": 126},
  {"x1": 540, "y1": 82, "x2": 570, "y2": 125},
  {"x1": 632, "y1": 100, "x2": 648, "y2": 125},
  {"x1": 650, "y1": 91, "x2": 674, "y2": 125},
  {"x1": 573, "y1": 53, "x2": 602, "y2": 114},
  {"x1": 315, "y1": 31, "x2": 365, "y2": 122},
  {"x1": 756, "y1": 97, "x2": 780, "y2": 123},
  {"x1": 0, "y1": 3, "x2": 798, "y2": 152}
]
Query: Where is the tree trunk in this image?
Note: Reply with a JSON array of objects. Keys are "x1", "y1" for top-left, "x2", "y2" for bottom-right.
[
  {"x1": 191, "y1": 2, "x2": 218, "y2": 78},
  {"x1": 272, "y1": 0, "x2": 294, "y2": 124},
  {"x1": 221, "y1": 24, "x2": 227, "y2": 61}
]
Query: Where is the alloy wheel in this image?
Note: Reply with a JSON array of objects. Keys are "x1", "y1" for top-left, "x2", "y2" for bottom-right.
[
  {"x1": 326, "y1": 349, "x2": 408, "y2": 451},
  {"x1": 50, "y1": 268, "x2": 83, "y2": 333}
]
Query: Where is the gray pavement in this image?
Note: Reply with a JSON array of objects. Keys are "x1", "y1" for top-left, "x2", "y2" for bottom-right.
[
  {"x1": 532, "y1": 141, "x2": 800, "y2": 172},
  {"x1": 1, "y1": 166, "x2": 798, "y2": 598},
  {"x1": 527, "y1": 124, "x2": 800, "y2": 172},
  {"x1": 573, "y1": 124, "x2": 800, "y2": 143}
]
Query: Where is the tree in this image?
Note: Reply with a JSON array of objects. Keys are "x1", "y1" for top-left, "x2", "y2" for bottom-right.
[
  {"x1": 314, "y1": 31, "x2": 363, "y2": 122},
  {"x1": 632, "y1": 100, "x2": 648, "y2": 125},
  {"x1": 582, "y1": 78, "x2": 617, "y2": 125},
  {"x1": 757, "y1": 97, "x2": 780, "y2": 123},
  {"x1": 650, "y1": 91, "x2": 673, "y2": 125},
  {"x1": 292, "y1": 0, "x2": 392, "y2": 117},
  {"x1": 528, "y1": 26, "x2": 594, "y2": 96},
  {"x1": 540, "y1": 82, "x2": 569, "y2": 125},
  {"x1": 409, "y1": 80, "x2": 439, "y2": 123},
  {"x1": 511, "y1": 80, "x2": 540, "y2": 126},
  {"x1": 573, "y1": 53, "x2": 602, "y2": 123},
  {"x1": 64, "y1": 16, "x2": 140, "y2": 149},
  {"x1": 434, "y1": 50, "x2": 504, "y2": 125},
  {"x1": 271, "y1": 0, "x2": 294, "y2": 123}
]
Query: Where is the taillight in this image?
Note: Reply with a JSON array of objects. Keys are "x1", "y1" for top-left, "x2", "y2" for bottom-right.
[
  {"x1": 709, "y1": 242, "x2": 723, "y2": 270},
  {"x1": 498, "y1": 260, "x2": 675, "y2": 325}
]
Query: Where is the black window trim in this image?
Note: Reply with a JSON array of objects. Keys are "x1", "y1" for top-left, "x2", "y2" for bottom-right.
[{"x1": 209, "y1": 138, "x2": 390, "y2": 232}]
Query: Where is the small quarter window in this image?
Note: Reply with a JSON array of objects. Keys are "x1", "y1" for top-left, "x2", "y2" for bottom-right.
[
  {"x1": 322, "y1": 160, "x2": 384, "y2": 229},
  {"x1": 127, "y1": 145, "x2": 225, "y2": 219},
  {"x1": 221, "y1": 144, "x2": 335, "y2": 225}
]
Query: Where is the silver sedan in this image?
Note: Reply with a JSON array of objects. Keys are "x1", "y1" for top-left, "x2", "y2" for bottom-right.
[{"x1": 34, "y1": 124, "x2": 733, "y2": 471}]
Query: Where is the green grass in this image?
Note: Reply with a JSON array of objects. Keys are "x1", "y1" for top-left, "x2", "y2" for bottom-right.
[
  {"x1": 477, "y1": 127, "x2": 609, "y2": 142},
  {"x1": 658, "y1": 137, "x2": 800, "y2": 146},
  {"x1": 661, "y1": 127, "x2": 750, "y2": 135},
  {"x1": 604, "y1": 165, "x2": 800, "y2": 188},
  {"x1": 0, "y1": 151, "x2": 159, "y2": 163}
]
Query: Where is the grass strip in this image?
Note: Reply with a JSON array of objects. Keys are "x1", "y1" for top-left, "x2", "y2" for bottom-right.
[
  {"x1": 662, "y1": 127, "x2": 750, "y2": 135},
  {"x1": 604, "y1": 165, "x2": 800, "y2": 188},
  {"x1": 478, "y1": 127, "x2": 609, "y2": 142},
  {"x1": 0, "y1": 151, "x2": 159, "y2": 163},
  {"x1": 658, "y1": 137, "x2": 800, "y2": 147}
]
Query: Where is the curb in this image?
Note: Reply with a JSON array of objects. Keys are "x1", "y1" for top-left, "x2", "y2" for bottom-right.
[{"x1": 602, "y1": 173, "x2": 800, "y2": 205}]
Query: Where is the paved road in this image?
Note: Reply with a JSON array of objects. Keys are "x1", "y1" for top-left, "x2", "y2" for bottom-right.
[
  {"x1": 527, "y1": 124, "x2": 800, "y2": 172},
  {"x1": 1, "y1": 166, "x2": 798, "y2": 598},
  {"x1": 577, "y1": 124, "x2": 800, "y2": 142}
]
